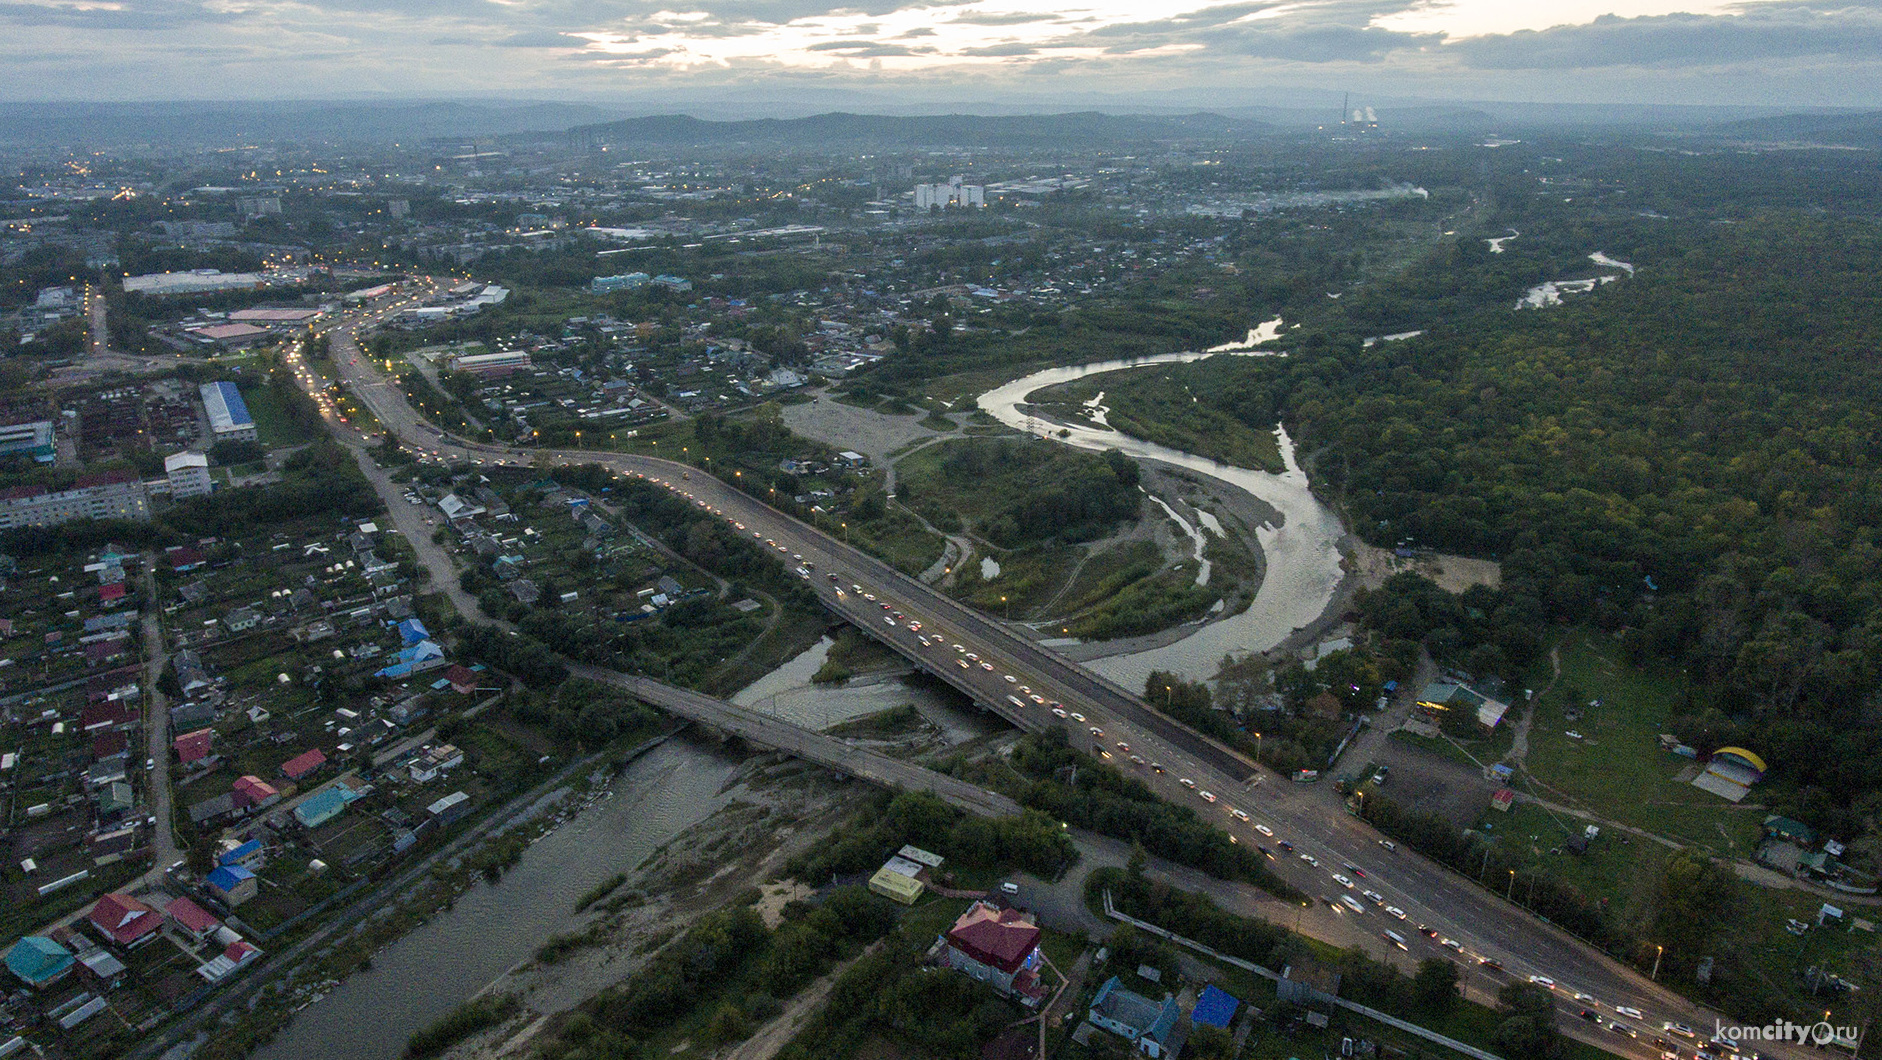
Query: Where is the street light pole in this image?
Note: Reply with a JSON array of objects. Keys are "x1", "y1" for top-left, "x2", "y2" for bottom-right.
[
  {"x1": 1652, "y1": 944, "x2": 1663, "y2": 981},
  {"x1": 1507, "y1": 869, "x2": 1516, "y2": 900}
]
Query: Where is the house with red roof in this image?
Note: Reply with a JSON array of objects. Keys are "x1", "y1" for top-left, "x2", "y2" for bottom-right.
[
  {"x1": 79, "y1": 702, "x2": 135, "y2": 733},
  {"x1": 232, "y1": 775, "x2": 280, "y2": 812},
  {"x1": 942, "y1": 901, "x2": 1048, "y2": 1006},
  {"x1": 98, "y1": 582, "x2": 128, "y2": 607},
  {"x1": 164, "y1": 896, "x2": 221, "y2": 945},
  {"x1": 442, "y1": 664, "x2": 479, "y2": 694},
  {"x1": 87, "y1": 893, "x2": 162, "y2": 949},
  {"x1": 173, "y1": 727, "x2": 215, "y2": 766},
  {"x1": 279, "y1": 748, "x2": 327, "y2": 782}
]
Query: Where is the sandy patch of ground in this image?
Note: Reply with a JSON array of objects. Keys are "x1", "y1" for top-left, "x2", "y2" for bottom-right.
[
  {"x1": 751, "y1": 880, "x2": 816, "y2": 929},
  {"x1": 1352, "y1": 541, "x2": 1501, "y2": 594},
  {"x1": 780, "y1": 391, "x2": 956, "y2": 488},
  {"x1": 446, "y1": 755, "x2": 856, "y2": 1059}
]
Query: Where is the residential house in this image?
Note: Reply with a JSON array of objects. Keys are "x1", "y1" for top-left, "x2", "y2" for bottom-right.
[
  {"x1": 188, "y1": 793, "x2": 236, "y2": 826},
  {"x1": 205, "y1": 864, "x2": 258, "y2": 906},
  {"x1": 174, "y1": 727, "x2": 215, "y2": 767},
  {"x1": 441, "y1": 664, "x2": 479, "y2": 694},
  {"x1": 74, "y1": 946, "x2": 127, "y2": 988},
  {"x1": 375, "y1": 638, "x2": 446, "y2": 679},
  {"x1": 223, "y1": 606, "x2": 262, "y2": 633},
  {"x1": 1191, "y1": 985, "x2": 1240, "y2": 1031},
  {"x1": 164, "y1": 896, "x2": 222, "y2": 945},
  {"x1": 87, "y1": 893, "x2": 163, "y2": 949},
  {"x1": 293, "y1": 785, "x2": 358, "y2": 829},
  {"x1": 1088, "y1": 977, "x2": 1183, "y2": 1057},
  {"x1": 232, "y1": 775, "x2": 280, "y2": 813},
  {"x1": 4, "y1": 937, "x2": 74, "y2": 988},
  {"x1": 507, "y1": 579, "x2": 541, "y2": 605},
  {"x1": 408, "y1": 744, "x2": 464, "y2": 783},
  {"x1": 279, "y1": 747, "x2": 327, "y2": 782},
  {"x1": 217, "y1": 838, "x2": 265, "y2": 872},
  {"x1": 941, "y1": 901, "x2": 1048, "y2": 1006}
]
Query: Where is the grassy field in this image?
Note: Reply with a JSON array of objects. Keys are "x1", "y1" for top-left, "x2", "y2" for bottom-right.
[
  {"x1": 1521, "y1": 634, "x2": 1764, "y2": 856},
  {"x1": 244, "y1": 381, "x2": 321, "y2": 445}
]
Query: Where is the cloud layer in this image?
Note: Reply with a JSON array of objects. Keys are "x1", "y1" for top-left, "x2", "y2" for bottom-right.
[{"x1": 1, "y1": 0, "x2": 1879, "y2": 104}]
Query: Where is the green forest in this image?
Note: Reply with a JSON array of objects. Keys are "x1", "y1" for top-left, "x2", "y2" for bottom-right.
[{"x1": 1109, "y1": 216, "x2": 1882, "y2": 838}]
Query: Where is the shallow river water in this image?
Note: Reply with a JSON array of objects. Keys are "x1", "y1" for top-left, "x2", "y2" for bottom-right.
[{"x1": 976, "y1": 319, "x2": 1348, "y2": 689}]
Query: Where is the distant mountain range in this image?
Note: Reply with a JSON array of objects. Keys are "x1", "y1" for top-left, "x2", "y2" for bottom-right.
[
  {"x1": 0, "y1": 100, "x2": 631, "y2": 149},
  {"x1": 1707, "y1": 111, "x2": 1882, "y2": 147},
  {"x1": 561, "y1": 110, "x2": 1268, "y2": 149},
  {"x1": 1, "y1": 97, "x2": 1874, "y2": 151}
]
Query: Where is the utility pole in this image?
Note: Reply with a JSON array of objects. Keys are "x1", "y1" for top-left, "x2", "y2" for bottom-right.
[{"x1": 1652, "y1": 944, "x2": 1664, "y2": 981}]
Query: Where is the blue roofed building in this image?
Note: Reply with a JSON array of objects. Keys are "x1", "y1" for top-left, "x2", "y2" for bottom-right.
[
  {"x1": 1191, "y1": 985, "x2": 1239, "y2": 1030},
  {"x1": 394, "y1": 618, "x2": 431, "y2": 645},
  {"x1": 200, "y1": 382, "x2": 257, "y2": 442},
  {"x1": 218, "y1": 838, "x2": 265, "y2": 871},
  {"x1": 293, "y1": 785, "x2": 359, "y2": 829},
  {"x1": 5, "y1": 936, "x2": 74, "y2": 988},
  {"x1": 206, "y1": 863, "x2": 259, "y2": 906},
  {"x1": 1089, "y1": 976, "x2": 1183, "y2": 1057},
  {"x1": 375, "y1": 639, "x2": 446, "y2": 679}
]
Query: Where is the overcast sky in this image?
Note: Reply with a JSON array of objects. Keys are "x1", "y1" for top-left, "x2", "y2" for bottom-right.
[{"x1": 2, "y1": 0, "x2": 1878, "y2": 107}]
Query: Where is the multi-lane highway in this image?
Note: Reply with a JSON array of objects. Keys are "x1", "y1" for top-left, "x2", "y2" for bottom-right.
[{"x1": 294, "y1": 281, "x2": 1797, "y2": 1060}]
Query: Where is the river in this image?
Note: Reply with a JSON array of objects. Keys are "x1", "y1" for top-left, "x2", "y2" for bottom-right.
[
  {"x1": 976, "y1": 318, "x2": 1348, "y2": 689},
  {"x1": 255, "y1": 640, "x2": 996, "y2": 1060},
  {"x1": 253, "y1": 740, "x2": 746, "y2": 1060}
]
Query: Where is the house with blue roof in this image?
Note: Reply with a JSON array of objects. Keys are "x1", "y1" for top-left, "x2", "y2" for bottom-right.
[
  {"x1": 218, "y1": 838, "x2": 265, "y2": 871},
  {"x1": 293, "y1": 785, "x2": 359, "y2": 829},
  {"x1": 394, "y1": 618, "x2": 430, "y2": 645},
  {"x1": 1089, "y1": 976, "x2": 1183, "y2": 1057},
  {"x1": 5, "y1": 936, "x2": 74, "y2": 988},
  {"x1": 1191, "y1": 985, "x2": 1239, "y2": 1030},
  {"x1": 206, "y1": 863, "x2": 258, "y2": 906},
  {"x1": 375, "y1": 639, "x2": 446, "y2": 679}
]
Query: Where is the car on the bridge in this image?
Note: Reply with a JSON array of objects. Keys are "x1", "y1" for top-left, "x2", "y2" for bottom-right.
[
  {"x1": 1254, "y1": 824, "x2": 1274, "y2": 837},
  {"x1": 1178, "y1": 777, "x2": 1196, "y2": 789},
  {"x1": 1580, "y1": 1010, "x2": 1602, "y2": 1023},
  {"x1": 1611, "y1": 1024, "x2": 1638, "y2": 1039},
  {"x1": 1051, "y1": 708, "x2": 1068, "y2": 718},
  {"x1": 1344, "y1": 863, "x2": 1367, "y2": 878},
  {"x1": 965, "y1": 651, "x2": 979, "y2": 661},
  {"x1": 1089, "y1": 726, "x2": 1103, "y2": 737},
  {"x1": 1573, "y1": 993, "x2": 1599, "y2": 1006},
  {"x1": 1115, "y1": 741, "x2": 1130, "y2": 752},
  {"x1": 1004, "y1": 674, "x2": 1017, "y2": 683},
  {"x1": 1528, "y1": 975, "x2": 1556, "y2": 989},
  {"x1": 1616, "y1": 1007, "x2": 1645, "y2": 1020},
  {"x1": 1384, "y1": 906, "x2": 1407, "y2": 920},
  {"x1": 1418, "y1": 926, "x2": 1438, "y2": 938},
  {"x1": 959, "y1": 660, "x2": 971, "y2": 670},
  {"x1": 1129, "y1": 755, "x2": 1145, "y2": 766},
  {"x1": 1030, "y1": 694, "x2": 1046, "y2": 705},
  {"x1": 1332, "y1": 874, "x2": 1355, "y2": 889},
  {"x1": 1070, "y1": 712, "x2": 1086, "y2": 722},
  {"x1": 1300, "y1": 853, "x2": 1320, "y2": 867},
  {"x1": 909, "y1": 622, "x2": 922, "y2": 632},
  {"x1": 1277, "y1": 840, "x2": 1294, "y2": 852},
  {"x1": 1150, "y1": 762, "x2": 1165, "y2": 773},
  {"x1": 980, "y1": 662, "x2": 994, "y2": 671},
  {"x1": 1228, "y1": 808, "x2": 1249, "y2": 822},
  {"x1": 884, "y1": 617, "x2": 897, "y2": 626},
  {"x1": 1362, "y1": 890, "x2": 1385, "y2": 905}
]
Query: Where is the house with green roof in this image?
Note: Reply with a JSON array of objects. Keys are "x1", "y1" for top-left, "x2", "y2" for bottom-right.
[{"x1": 5, "y1": 936, "x2": 74, "y2": 988}]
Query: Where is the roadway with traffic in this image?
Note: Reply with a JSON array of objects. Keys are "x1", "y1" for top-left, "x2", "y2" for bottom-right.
[{"x1": 293, "y1": 280, "x2": 1797, "y2": 1060}]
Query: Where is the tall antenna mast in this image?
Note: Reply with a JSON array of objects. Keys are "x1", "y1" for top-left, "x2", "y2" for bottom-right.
[{"x1": 1341, "y1": 92, "x2": 1350, "y2": 126}]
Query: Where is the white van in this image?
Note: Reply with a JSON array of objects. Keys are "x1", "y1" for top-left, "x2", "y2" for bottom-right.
[
  {"x1": 1382, "y1": 930, "x2": 1408, "y2": 950},
  {"x1": 1340, "y1": 894, "x2": 1367, "y2": 914}
]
